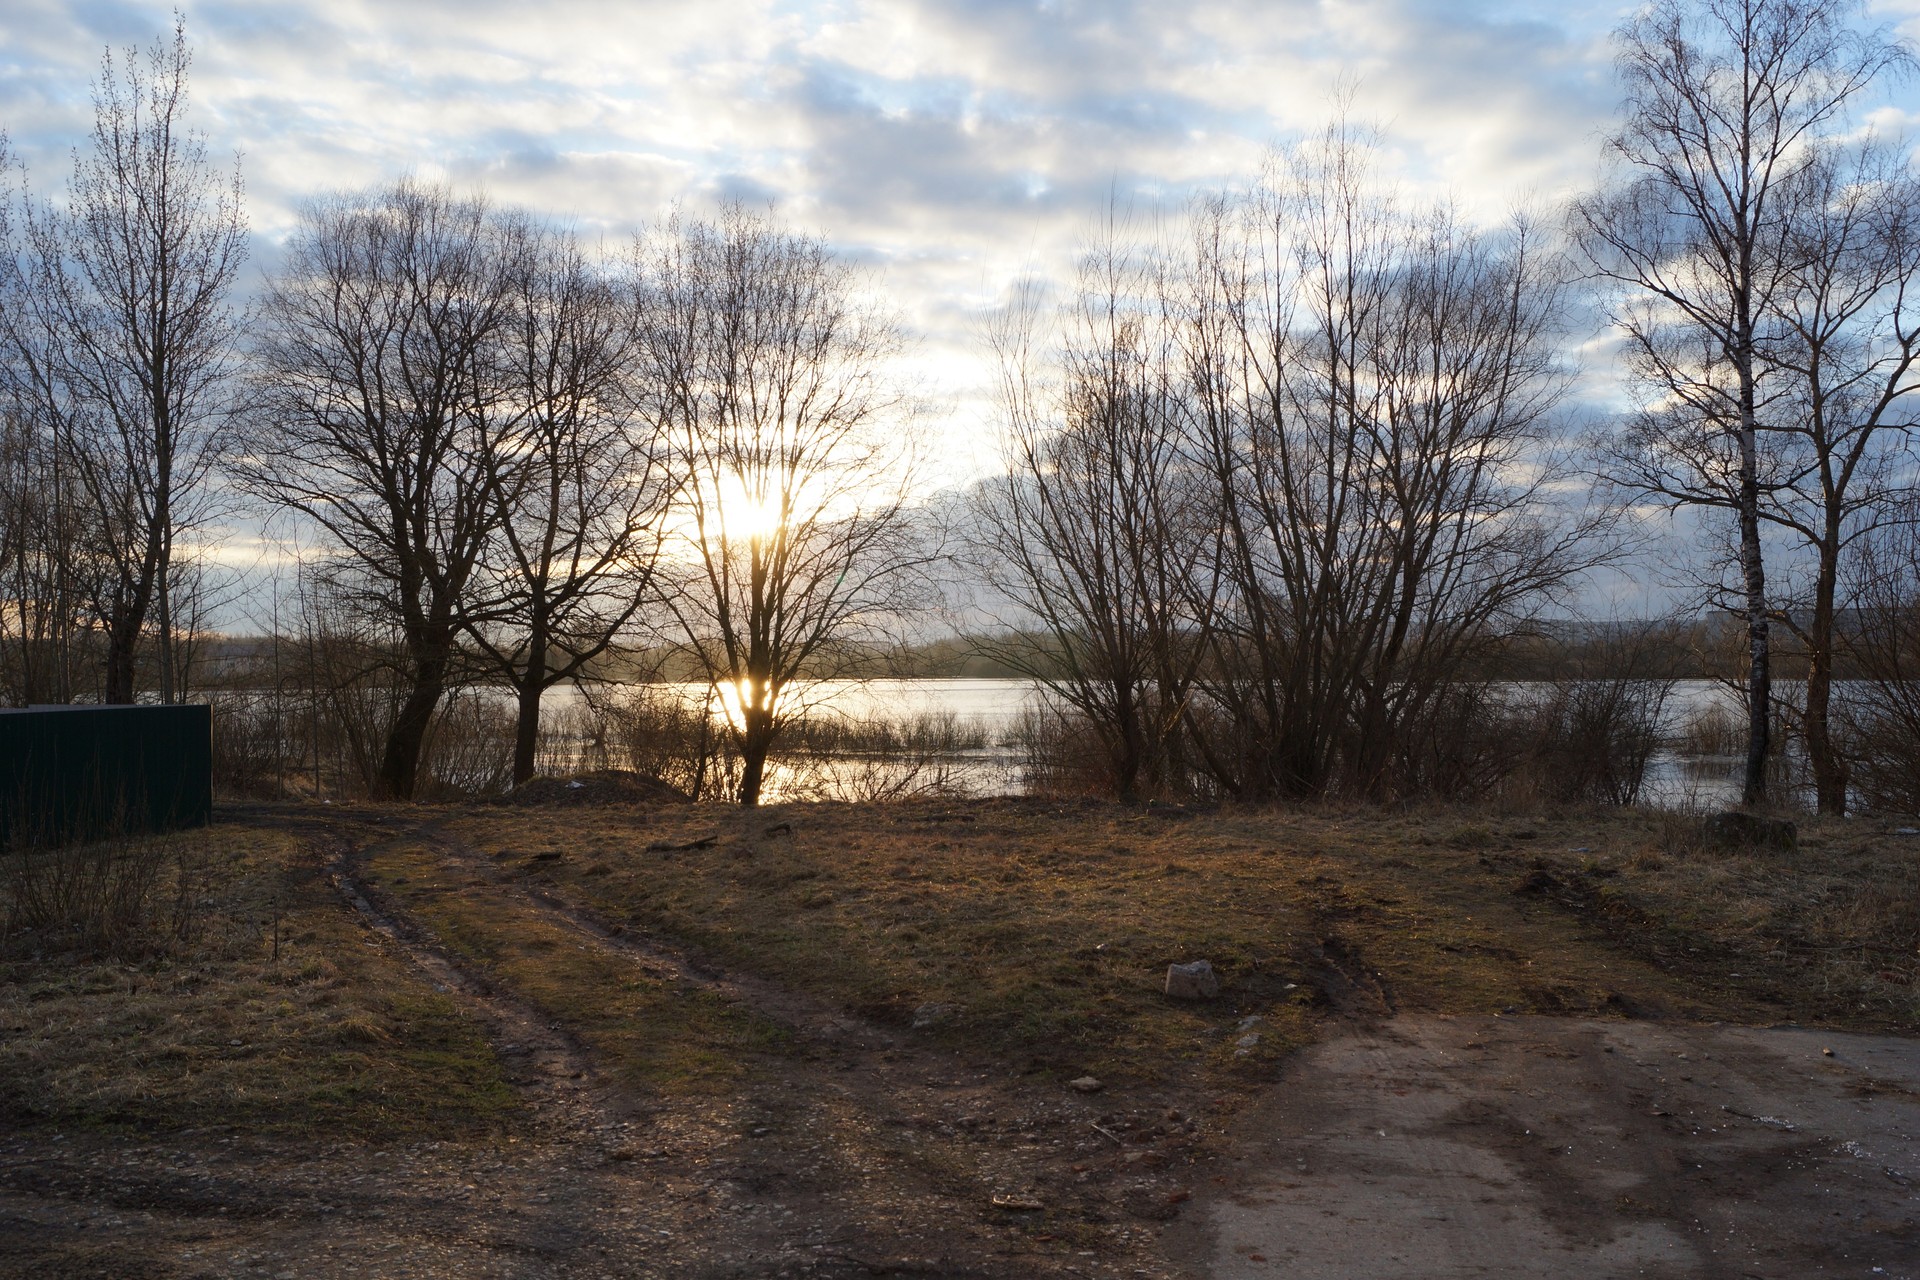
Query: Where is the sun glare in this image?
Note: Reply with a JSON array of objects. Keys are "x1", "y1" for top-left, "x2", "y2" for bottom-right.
[
  {"x1": 715, "y1": 474, "x2": 785, "y2": 544},
  {"x1": 715, "y1": 674, "x2": 778, "y2": 727}
]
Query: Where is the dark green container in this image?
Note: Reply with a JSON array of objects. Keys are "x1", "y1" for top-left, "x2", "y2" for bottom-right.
[{"x1": 0, "y1": 704, "x2": 213, "y2": 848}]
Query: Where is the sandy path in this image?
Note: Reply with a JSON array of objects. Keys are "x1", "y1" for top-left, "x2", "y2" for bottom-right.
[{"x1": 1170, "y1": 1016, "x2": 1920, "y2": 1278}]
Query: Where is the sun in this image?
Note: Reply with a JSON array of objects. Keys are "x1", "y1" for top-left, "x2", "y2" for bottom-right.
[{"x1": 713, "y1": 473, "x2": 785, "y2": 544}]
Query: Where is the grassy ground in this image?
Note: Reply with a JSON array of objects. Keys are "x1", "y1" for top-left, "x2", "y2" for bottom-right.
[
  {"x1": 3, "y1": 796, "x2": 1913, "y2": 1143},
  {"x1": 350, "y1": 824, "x2": 788, "y2": 1097},
  {"x1": 0, "y1": 824, "x2": 515, "y2": 1138},
  {"x1": 441, "y1": 797, "x2": 1919, "y2": 1094}
]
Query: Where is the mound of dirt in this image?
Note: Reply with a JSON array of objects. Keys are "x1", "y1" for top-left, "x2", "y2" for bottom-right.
[{"x1": 497, "y1": 769, "x2": 689, "y2": 808}]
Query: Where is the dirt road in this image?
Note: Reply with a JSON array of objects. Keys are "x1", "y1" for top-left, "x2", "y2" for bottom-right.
[{"x1": 1170, "y1": 1016, "x2": 1920, "y2": 1278}]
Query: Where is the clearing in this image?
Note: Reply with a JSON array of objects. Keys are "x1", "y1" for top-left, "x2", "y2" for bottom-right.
[{"x1": 1, "y1": 796, "x2": 1914, "y2": 1277}]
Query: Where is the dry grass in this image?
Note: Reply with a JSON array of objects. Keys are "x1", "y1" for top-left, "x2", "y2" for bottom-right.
[
  {"x1": 354, "y1": 831, "x2": 786, "y2": 1096},
  {"x1": 9, "y1": 796, "x2": 1913, "y2": 1144},
  {"x1": 436, "y1": 798, "x2": 1920, "y2": 1095},
  {"x1": 0, "y1": 825, "x2": 514, "y2": 1137}
]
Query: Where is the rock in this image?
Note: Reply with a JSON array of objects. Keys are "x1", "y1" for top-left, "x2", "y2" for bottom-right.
[
  {"x1": 1068, "y1": 1075, "x2": 1104, "y2": 1093},
  {"x1": 1165, "y1": 959, "x2": 1220, "y2": 1000},
  {"x1": 991, "y1": 1194, "x2": 1045, "y2": 1211},
  {"x1": 911, "y1": 1002, "x2": 956, "y2": 1030},
  {"x1": 1235, "y1": 1033, "x2": 1261, "y2": 1049},
  {"x1": 1237, "y1": 1015, "x2": 1264, "y2": 1031},
  {"x1": 1703, "y1": 811, "x2": 1798, "y2": 852}
]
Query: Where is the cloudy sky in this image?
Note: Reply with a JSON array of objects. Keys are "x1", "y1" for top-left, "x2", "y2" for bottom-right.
[{"x1": 6, "y1": 0, "x2": 1920, "y2": 491}]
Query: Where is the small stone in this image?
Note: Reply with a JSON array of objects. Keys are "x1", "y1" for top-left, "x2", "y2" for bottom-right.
[
  {"x1": 1068, "y1": 1076, "x2": 1104, "y2": 1093},
  {"x1": 911, "y1": 1002, "x2": 956, "y2": 1030},
  {"x1": 1237, "y1": 1015, "x2": 1264, "y2": 1031},
  {"x1": 1165, "y1": 960, "x2": 1220, "y2": 1000},
  {"x1": 1235, "y1": 1033, "x2": 1261, "y2": 1049},
  {"x1": 991, "y1": 1194, "x2": 1045, "y2": 1211}
]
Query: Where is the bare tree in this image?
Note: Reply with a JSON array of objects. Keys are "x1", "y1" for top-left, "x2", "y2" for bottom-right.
[
  {"x1": 637, "y1": 206, "x2": 922, "y2": 807},
  {"x1": 973, "y1": 231, "x2": 1217, "y2": 801},
  {"x1": 0, "y1": 21, "x2": 247, "y2": 705},
  {"x1": 467, "y1": 226, "x2": 668, "y2": 786},
  {"x1": 1185, "y1": 129, "x2": 1605, "y2": 800},
  {"x1": 1756, "y1": 139, "x2": 1920, "y2": 813},
  {"x1": 0, "y1": 405, "x2": 107, "y2": 704},
  {"x1": 245, "y1": 180, "x2": 520, "y2": 800},
  {"x1": 1574, "y1": 0, "x2": 1905, "y2": 806},
  {"x1": 970, "y1": 127, "x2": 1610, "y2": 804}
]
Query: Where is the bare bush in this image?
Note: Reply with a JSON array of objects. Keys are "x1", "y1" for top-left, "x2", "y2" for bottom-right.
[
  {"x1": 1008, "y1": 701, "x2": 1125, "y2": 799},
  {"x1": 1510, "y1": 679, "x2": 1673, "y2": 807},
  {"x1": 591, "y1": 685, "x2": 739, "y2": 803},
  {"x1": 1, "y1": 830, "x2": 211, "y2": 959},
  {"x1": 1836, "y1": 530, "x2": 1920, "y2": 813}
]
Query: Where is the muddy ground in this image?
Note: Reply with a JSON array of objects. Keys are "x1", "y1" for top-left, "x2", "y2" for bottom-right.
[
  {"x1": 1172, "y1": 1017, "x2": 1920, "y2": 1278},
  {"x1": 2, "y1": 802, "x2": 1916, "y2": 1278}
]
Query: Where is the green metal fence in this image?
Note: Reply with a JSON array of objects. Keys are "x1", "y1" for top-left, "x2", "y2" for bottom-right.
[{"x1": 0, "y1": 705, "x2": 214, "y2": 848}]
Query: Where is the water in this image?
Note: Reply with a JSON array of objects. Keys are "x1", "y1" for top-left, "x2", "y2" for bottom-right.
[
  {"x1": 1642, "y1": 680, "x2": 1743, "y2": 811},
  {"x1": 554, "y1": 677, "x2": 1748, "y2": 808}
]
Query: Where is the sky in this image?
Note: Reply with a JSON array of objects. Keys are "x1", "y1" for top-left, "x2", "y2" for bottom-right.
[{"x1": 6, "y1": 0, "x2": 1920, "y2": 608}]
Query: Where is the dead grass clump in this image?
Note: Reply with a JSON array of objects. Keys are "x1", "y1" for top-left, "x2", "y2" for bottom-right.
[
  {"x1": 1675, "y1": 701, "x2": 1744, "y2": 759},
  {"x1": 1586, "y1": 815, "x2": 1920, "y2": 1023},
  {"x1": 502, "y1": 769, "x2": 689, "y2": 808}
]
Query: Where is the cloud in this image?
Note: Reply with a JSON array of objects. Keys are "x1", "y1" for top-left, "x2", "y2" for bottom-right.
[{"x1": 4, "y1": 0, "x2": 1912, "y2": 512}]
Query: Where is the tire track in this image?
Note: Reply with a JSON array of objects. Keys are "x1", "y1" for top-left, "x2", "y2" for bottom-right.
[
  {"x1": 320, "y1": 829, "x2": 615, "y2": 1134},
  {"x1": 316, "y1": 814, "x2": 1097, "y2": 1277}
]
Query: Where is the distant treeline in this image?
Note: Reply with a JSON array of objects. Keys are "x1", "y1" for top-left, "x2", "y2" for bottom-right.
[{"x1": 157, "y1": 616, "x2": 1864, "y2": 690}]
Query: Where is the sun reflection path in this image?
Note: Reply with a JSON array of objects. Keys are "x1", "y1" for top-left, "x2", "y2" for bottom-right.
[{"x1": 716, "y1": 675, "x2": 779, "y2": 729}]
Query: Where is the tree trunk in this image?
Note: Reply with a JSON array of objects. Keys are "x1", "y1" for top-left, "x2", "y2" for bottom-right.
[
  {"x1": 511, "y1": 635, "x2": 547, "y2": 788},
  {"x1": 378, "y1": 655, "x2": 447, "y2": 801},
  {"x1": 1805, "y1": 535, "x2": 1845, "y2": 815},
  {"x1": 103, "y1": 614, "x2": 141, "y2": 705},
  {"x1": 1737, "y1": 357, "x2": 1772, "y2": 809},
  {"x1": 157, "y1": 558, "x2": 175, "y2": 705},
  {"x1": 1113, "y1": 678, "x2": 1143, "y2": 802},
  {"x1": 738, "y1": 711, "x2": 773, "y2": 808}
]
